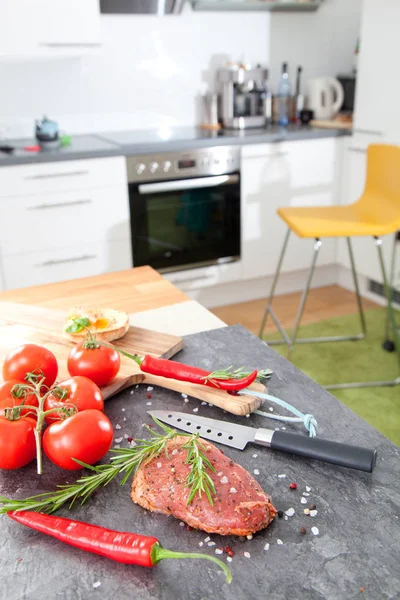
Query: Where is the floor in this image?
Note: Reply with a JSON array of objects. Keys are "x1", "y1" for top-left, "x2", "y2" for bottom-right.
[{"x1": 210, "y1": 285, "x2": 379, "y2": 335}]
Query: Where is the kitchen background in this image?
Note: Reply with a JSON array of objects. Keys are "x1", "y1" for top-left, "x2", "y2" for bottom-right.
[{"x1": 0, "y1": 0, "x2": 362, "y2": 138}]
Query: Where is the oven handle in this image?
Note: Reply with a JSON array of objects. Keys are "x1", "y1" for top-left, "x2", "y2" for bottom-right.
[{"x1": 138, "y1": 174, "x2": 239, "y2": 195}]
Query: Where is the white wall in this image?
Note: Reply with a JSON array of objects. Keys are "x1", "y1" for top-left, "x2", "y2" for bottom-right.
[
  {"x1": 0, "y1": 4, "x2": 270, "y2": 138},
  {"x1": 269, "y1": 0, "x2": 362, "y2": 93}
]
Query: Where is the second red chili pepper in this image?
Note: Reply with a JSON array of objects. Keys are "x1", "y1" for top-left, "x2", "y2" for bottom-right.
[{"x1": 8, "y1": 511, "x2": 232, "y2": 583}]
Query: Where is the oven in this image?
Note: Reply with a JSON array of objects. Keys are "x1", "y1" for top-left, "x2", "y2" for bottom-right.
[{"x1": 127, "y1": 146, "x2": 241, "y2": 273}]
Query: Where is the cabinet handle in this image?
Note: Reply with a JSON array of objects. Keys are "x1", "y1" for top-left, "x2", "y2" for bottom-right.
[
  {"x1": 28, "y1": 199, "x2": 92, "y2": 211},
  {"x1": 353, "y1": 128, "x2": 384, "y2": 136},
  {"x1": 347, "y1": 147, "x2": 367, "y2": 154},
  {"x1": 37, "y1": 255, "x2": 96, "y2": 267},
  {"x1": 243, "y1": 151, "x2": 289, "y2": 159},
  {"x1": 168, "y1": 274, "x2": 213, "y2": 284},
  {"x1": 39, "y1": 42, "x2": 102, "y2": 48},
  {"x1": 25, "y1": 170, "x2": 89, "y2": 180}
]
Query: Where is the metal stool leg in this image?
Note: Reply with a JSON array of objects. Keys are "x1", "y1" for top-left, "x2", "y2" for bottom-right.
[
  {"x1": 326, "y1": 236, "x2": 400, "y2": 390},
  {"x1": 383, "y1": 231, "x2": 399, "y2": 351},
  {"x1": 258, "y1": 228, "x2": 291, "y2": 339},
  {"x1": 288, "y1": 238, "x2": 322, "y2": 357},
  {"x1": 347, "y1": 237, "x2": 366, "y2": 339}
]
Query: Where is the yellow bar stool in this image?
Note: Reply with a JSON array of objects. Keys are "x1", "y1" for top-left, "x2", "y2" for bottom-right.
[{"x1": 259, "y1": 143, "x2": 400, "y2": 389}]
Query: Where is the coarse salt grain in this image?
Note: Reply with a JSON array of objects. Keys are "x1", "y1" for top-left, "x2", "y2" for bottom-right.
[
  {"x1": 264, "y1": 543, "x2": 270, "y2": 551},
  {"x1": 179, "y1": 522, "x2": 185, "y2": 527},
  {"x1": 184, "y1": 399, "x2": 189, "y2": 403},
  {"x1": 124, "y1": 434, "x2": 129, "y2": 439},
  {"x1": 303, "y1": 492, "x2": 310, "y2": 496},
  {"x1": 130, "y1": 390, "x2": 134, "y2": 395},
  {"x1": 285, "y1": 508, "x2": 295, "y2": 517},
  {"x1": 181, "y1": 393, "x2": 188, "y2": 399},
  {"x1": 253, "y1": 469, "x2": 260, "y2": 475},
  {"x1": 208, "y1": 542, "x2": 216, "y2": 547},
  {"x1": 172, "y1": 449, "x2": 178, "y2": 455},
  {"x1": 246, "y1": 534, "x2": 253, "y2": 540},
  {"x1": 304, "y1": 508, "x2": 310, "y2": 515},
  {"x1": 282, "y1": 427, "x2": 286, "y2": 430},
  {"x1": 128, "y1": 440, "x2": 137, "y2": 448},
  {"x1": 252, "y1": 454, "x2": 258, "y2": 458},
  {"x1": 201, "y1": 402, "x2": 207, "y2": 405},
  {"x1": 217, "y1": 471, "x2": 223, "y2": 476},
  {"x1": 93, "y1": 582, "x2": 101, "y2": 589},
  {"x1": 147, "y1": 386, "x2": 153, "y2": 392},
  {"x1": 227, "y1": 556, "x2": 233, "y2": 563},
  {"x1": 311, "y1": 526, "x2": 319, "y2": 536},
  {"x1": 278, "y1": 474, "x2": 286, "y2": 478},
  {"x1": 157, "y1": 462, "x2": 162, "y2": 468},
  {"x1": 300, "y1": 497, "x2": 307, "y2": 504},
  {"x1": 199, "y1": 542, "x2": 203, "y2": 547},
  {"x1": 269, "y1": 407, "x2": 274, "y2": 412},
  {"x1": 136, "y1": 385, "x2": 139, "y2": 388},
  {"x1": 284, "y1": 516, "x2": 288, "y2": 521},
  {"x1": 215, "y1": 549, "x2": 223, "y2": 555},
  {"x1": 310, "y1": 510, "x2": 318, "y2": 517},
  {"x1": 114, "y1": 437, "x2": 123, "y2": 444},
  {"x1": 146, "y1": 402, "x2": 152, "y2": 406},
  {"x1": 306, "y1": 486, "x2": 311, "y2": 492},
  {"x1": 121, "y1": 408, "x2": 126, "y2": 412},
  {"x1": 229, "y1": 487, "x2": 237, "y2": 494},
  {"x1": 243, "y1": 552, "x2": 251, "y2": 558},
  {"x1": 245, "y1": 414, "x2": 250, "y2": 418},
  {"x1": 193, "y1": 408, "x2": 198, "y2": 413},
  {"x1": 204, "y1": 537, "x2": 210, "y2": 543},
  {"x1": 220, "y1": 476, "x2": 228, "y2": 484},
  {"x1": 123, "y1": 417, "x2": 127, "y2": 422},
  {"x1": 277, "y1": 539, "x2": 283, "y2": 545},
  {"x1": 115, "y1": 424, "x2": 121, "y2": 430},
  {"x1": 114, "y1": 444, "x2": 120, "y2": 449}
]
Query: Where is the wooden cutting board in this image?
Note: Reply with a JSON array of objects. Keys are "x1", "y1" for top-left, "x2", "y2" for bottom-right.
[
  {"x1": 310, "y1": 118, "x2": 353, "y2": 130},
  {"x1": 0, "y1": 302, "x2": 264, "y2": 415}
]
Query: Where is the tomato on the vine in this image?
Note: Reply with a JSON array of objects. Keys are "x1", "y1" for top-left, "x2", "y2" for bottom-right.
[
  {"x1": 0, "y1": 416, "x2": 37, "y2": 469},
  {"x1": 67, "y1": 342, "x2": 120, "y2": 387},
  {"x1": 0, "y1": 380, "x2": 39, "y2": 417},
  {"x1": 42, "y1": 409, "x2": 113, "y2": 470},
  {"x1": 43, "y1": 376, "x2": 104, "y2": 424},
  {"x1": 3, "y1": 344, "x2": 58, "y2": 388}
]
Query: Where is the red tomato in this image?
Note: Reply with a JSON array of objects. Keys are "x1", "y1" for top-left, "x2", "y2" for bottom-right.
[
  {"x1": 0, "y1": 380, "x2": 39, "y2": 418},
  {"x1": 42, "y1": 409, "x2": 113, "y2": 470},
  {"x1": 43, "y1": 376, "x2": 104, "y2": 424},
  {"x1": 3, "y1": 344, "x2": 58, "y2": 389},
  {"x1": 67, "y1": 342, "x2": 120, "y2": 387},
  {"x1": 0, "y1": 416, "x2": 37, "y2": 469}
]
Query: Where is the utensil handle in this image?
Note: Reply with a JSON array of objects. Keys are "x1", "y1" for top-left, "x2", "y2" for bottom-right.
[{"x1": 269, "y1": 431, "x2": 377, "y2": 472}]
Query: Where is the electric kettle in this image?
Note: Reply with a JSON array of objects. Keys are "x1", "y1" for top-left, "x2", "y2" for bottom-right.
[{"x1": 307, "y1": 77, "x2": 344, "y2": 120}]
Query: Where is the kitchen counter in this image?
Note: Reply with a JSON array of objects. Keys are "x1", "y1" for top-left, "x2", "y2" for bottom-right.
[
  {"x1": 0, "y1": 125, "x2": 350, "y2": 167},
  {"x1": 0, "y1": 323, "x2": 399, "y2": 600}
]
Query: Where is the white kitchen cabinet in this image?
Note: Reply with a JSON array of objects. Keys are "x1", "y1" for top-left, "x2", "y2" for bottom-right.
[
  {"x1": 0, "y1": 0, "x2": 101, "y2": 59},
  {"x1": 353, "y1": 0, "x2": 400, "y2": 141},
  {"x1": 337, "y1": 136, "x2": 393, "y2": 284},
  {"x1": 241, "y1": 138, "x2": 339, "y2": 281},
  {"x1": 0, "y1": 156, "x2": 132, "y2": 290}
]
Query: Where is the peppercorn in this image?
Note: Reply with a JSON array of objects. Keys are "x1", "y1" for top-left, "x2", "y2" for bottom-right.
[
  {"x1": 360, "y1": 588, "x2": 365, "y2": 593},
  {"x1": 223, "y1": 546, "x2": 235, "y2": 557},
  {"x1": 127, "y1": 437, "x2": 133, "y2": 442},
  {"x1": 299, "y1": 526, "x2": 307, "y2": 535},
  {"x1": 289, "y1": 483, "x2": 297, "y2": 490},
  {"x1": 309, "y1": 503, "x2": 316, "y2": 510},
  {"x1": 277, "y1": 510, "x2": 284, "y2": 518},
  {"x1": 146, "y1": 392, "x2": 152, "y2": 399}
]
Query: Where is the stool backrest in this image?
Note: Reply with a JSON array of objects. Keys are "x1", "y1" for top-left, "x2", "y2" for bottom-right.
[{"x1": 360, "y1": 144, "x2": 400, "y2": 226}]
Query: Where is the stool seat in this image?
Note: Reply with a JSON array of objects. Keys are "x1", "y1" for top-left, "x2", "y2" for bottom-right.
[{"x1": 278, "y1": 199, "x2": 400, "y2": 239}]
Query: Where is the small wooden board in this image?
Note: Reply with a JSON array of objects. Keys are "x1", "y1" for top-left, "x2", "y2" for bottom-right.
[
  {"x1": 0, "y1": 302, "x2": 264, "y2": 415},
  {"x1": 310, "y1": 119, "x2": 353, "y2": 130}
]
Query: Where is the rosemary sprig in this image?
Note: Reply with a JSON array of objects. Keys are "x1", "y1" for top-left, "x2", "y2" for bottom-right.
[
  {"x1": 203, "y1": 366, "x2": 273, "y2": 384},
  {"x1": 0, "y1": 418, "x2": 216, "y2": 514},
  {"x1": 184, "y1": 435, "x2": 216, "y2": 506}
]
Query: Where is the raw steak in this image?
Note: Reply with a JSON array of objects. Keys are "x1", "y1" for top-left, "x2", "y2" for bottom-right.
[{"x1": 131, "y1": 436, "x2": 277, "y2": 536}]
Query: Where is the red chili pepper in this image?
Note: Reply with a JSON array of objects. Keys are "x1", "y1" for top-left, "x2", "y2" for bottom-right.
[
  {"x1": 139, "y1": 356, "x2": 257, "y2": 391},
  {"x1": 8, "y1": 511, "x2": 232, "y2": 582}
]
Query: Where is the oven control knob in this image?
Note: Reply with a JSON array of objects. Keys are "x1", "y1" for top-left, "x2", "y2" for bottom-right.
[
  {"x1": 136, "y1": 163, "x2": 146, "y2": 175},
  {"x1": 163, "y1": 160, "x2": 172, "y2": 172},
  {"x1": 150, "y1": 162, "x2": 159, "y2": 174}
]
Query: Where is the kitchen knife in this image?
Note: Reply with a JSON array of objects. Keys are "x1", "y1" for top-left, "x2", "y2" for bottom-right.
[{"x1": 149, "y1": 410, "x2": 377, "y2": 473}]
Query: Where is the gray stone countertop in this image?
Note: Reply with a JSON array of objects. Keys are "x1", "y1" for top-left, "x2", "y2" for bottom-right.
[
  {"x1": 0, "y1": 325, "x2": 398, "y2": 600},
  {"x1": 0, "y1": 125, "x2": 350, "y2": 167}
]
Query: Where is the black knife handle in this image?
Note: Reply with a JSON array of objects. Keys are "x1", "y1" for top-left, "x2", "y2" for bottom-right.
[{"x1": 270, "y1": 431, "x2": 377, "y2": 472}]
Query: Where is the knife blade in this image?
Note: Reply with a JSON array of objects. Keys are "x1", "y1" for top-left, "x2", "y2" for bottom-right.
[{"x1": 149, "y1": 410, "x2": 377, "y2": 473}]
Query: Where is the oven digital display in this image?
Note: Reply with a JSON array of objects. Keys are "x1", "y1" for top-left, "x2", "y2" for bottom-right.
[{"x1": 178, "y1": 159, "x2": 196, "y2": 169}]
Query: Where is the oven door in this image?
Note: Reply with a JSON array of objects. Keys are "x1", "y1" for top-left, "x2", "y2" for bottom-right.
[{"x1": 129, "y1": 173, "x2": 240, "y2": 272}]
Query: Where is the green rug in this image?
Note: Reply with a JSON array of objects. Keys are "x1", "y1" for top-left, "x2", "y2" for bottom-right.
[{"x1": 267, "y1": 308, "x2": 400, "y2": 446}]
